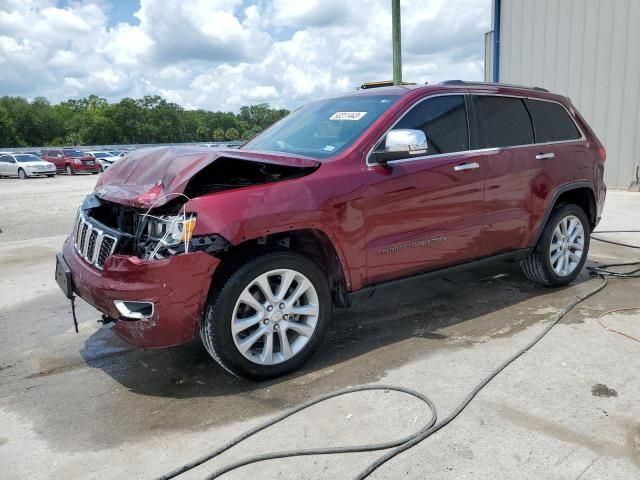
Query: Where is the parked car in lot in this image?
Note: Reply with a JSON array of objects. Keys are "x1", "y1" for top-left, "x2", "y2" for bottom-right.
[
  {"x1": 42, "y1": 149, "x2": 101, "y2": 175},
  {"x1": 84, "y1": 150, "x2": 121, "y2": 172},
  {"x1": 0, "y1": 152, "x2": 56, "y2": 178},
  {"x1": 56, "y1": 81, "x2": 606, "y2": 379}
]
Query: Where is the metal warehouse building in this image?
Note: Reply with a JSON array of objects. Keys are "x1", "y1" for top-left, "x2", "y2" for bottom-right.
[{"x1": 485, "y1": 0, "x2": 640, "y2": 188}]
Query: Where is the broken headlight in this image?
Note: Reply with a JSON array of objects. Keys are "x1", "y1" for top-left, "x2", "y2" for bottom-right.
[{"x1": 142, "y1": 213, "x2": 197, "y2": 259}]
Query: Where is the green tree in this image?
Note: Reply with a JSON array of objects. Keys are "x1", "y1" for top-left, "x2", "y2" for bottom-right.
[
  {"x1": 212, "y1": 128, "x2": 225, "y2": 141},
  {"x1": 225, "y1": 127, "x2": 239, "y2": 140},
  {"x1": 0, "y1": 96, "x2": 288, "y2": 147},
  {"x1": 0, "y1": 105, "x2": 20, "y2": 147}
]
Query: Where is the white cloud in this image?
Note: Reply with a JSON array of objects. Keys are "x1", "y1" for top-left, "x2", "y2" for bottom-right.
[{"x1": 0, "y1": 0, "x2": 491, "y2": 111}]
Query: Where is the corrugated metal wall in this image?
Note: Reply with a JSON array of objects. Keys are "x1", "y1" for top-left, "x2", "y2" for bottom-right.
[{"x1": 497, "y1": 0, "x2": 640, "y2": 188}]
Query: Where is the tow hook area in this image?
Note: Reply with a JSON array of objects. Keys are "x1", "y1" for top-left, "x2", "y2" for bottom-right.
[{"x1": 98, "y1": 315, "x2": 116, "y2": 326}]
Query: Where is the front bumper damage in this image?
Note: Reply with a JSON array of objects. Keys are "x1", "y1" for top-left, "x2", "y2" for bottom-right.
[{"x1": 62, "y1": 237, "x2": 220, "y2": 348}]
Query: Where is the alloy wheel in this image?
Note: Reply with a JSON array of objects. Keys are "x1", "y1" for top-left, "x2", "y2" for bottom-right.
[
  {"x1": 231, "y1": 268, "x2": 319, "y2": 365},
  {"x1": 549, "y1": 215, "x2": 584, "y2": 276}
]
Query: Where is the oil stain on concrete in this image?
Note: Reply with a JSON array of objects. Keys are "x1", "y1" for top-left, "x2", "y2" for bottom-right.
[{"x1": 592, "y1": 383, "x2": 618, "y2": 398}]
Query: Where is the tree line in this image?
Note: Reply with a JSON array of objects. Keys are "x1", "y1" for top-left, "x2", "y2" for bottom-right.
[{"x1": 0, "y1": 95, "x2": 290, "y2": 148}]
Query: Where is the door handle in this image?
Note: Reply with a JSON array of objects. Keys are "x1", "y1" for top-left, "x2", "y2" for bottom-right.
[
  {"x1": 535, "y1": 152, "x2": 555, "y2": 160},
  {"x1": 453, "y1": 162, "x2": 480, "y2": 171}
]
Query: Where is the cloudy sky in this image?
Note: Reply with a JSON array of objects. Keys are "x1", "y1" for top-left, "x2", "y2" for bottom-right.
[{"x1": 0, "y1": 0, "x2": 490, "y2": 111}]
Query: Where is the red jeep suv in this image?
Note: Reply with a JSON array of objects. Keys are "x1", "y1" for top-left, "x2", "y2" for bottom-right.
[
  {"x1": 56, "y1": 81, "x2": 606, "y2": 378},
  {"x1": 42, "y1": 148, "x2": 101, "y2": 175}
]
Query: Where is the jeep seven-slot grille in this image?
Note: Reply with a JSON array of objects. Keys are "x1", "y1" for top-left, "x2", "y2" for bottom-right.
[{"x1": 73, "y1": 212, "x2": 117, "y2": 269}]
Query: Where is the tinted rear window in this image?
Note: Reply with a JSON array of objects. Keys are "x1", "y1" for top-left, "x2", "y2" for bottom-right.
[
  {"x1": 392, "y1": 95, "x2": 469, "y2": 155},
  {"x1": 525, "y1": 99, "x2": 582, "y2": 143},
  {"x1": 473, "y1": 96, "x2": 534, "y2": 148}
]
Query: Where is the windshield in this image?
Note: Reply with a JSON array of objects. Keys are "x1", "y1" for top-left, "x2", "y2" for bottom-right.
[
  {"x1": 15, "y1": 154, "x2": 42, "y2": 163},
  {"x1": 63, "y1": 149, "x2": 86, "y2": 157},
  {"x1": 92, "y1": 152, "x2": 110, "y2": 158},
  {"x1": 243, "y1": 95, "x2": 400, "y2": 158}
]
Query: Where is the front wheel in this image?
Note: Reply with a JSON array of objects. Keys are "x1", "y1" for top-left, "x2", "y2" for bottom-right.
[
  {"x1": 18, "y1": 168, "x2": 27, "y2": 179},
  {"x1": 200, "y1": 252, "x2": 332, "y2": 379},
  {"x1": 65, "y1": 165, "x2": 74, "y2": 176},
  {"x1": 521, "y1": 204, "x2": 590, "y2": 287}
]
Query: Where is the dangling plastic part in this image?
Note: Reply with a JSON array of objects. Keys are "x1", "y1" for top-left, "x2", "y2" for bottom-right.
[{"x1": 70, "y1": 295, "x2": 79, "y2": 333}]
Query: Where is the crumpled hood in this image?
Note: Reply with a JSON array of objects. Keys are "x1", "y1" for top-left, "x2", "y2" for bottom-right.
[{"x1": 94, "y1": 146, "x2": 321, "y2": 208}]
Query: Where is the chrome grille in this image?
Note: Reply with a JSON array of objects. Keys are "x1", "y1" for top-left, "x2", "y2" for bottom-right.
[{"x1": 73, "y1": 212, "x2": 117, "y2": 269}]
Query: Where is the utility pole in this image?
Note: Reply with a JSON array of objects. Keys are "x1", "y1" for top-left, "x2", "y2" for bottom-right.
[{"x1": 392, "y1": 0, "x2": 402, "y2": 85}]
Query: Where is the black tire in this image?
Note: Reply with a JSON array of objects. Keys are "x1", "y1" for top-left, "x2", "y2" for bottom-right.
[
  {"x1": 65, "y1": 165, "x2": 74, "y2": 175},
  {"x1": 200, "y1": 251, "x2": 332, "y2": 379},
  {"x1": 18, "y1": 168, "x2": 27, "y2": 179},
  {"x1": 521, "y1": 204, "x2": 590, "y2": 287},
  {"x1": 47, "y1": 174, "x2": 55, "y2": 177}
]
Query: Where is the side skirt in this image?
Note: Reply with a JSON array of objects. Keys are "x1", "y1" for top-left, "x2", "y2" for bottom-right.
[{"x1": 343, "y1": 248, "x2": 532, "y2": 306}]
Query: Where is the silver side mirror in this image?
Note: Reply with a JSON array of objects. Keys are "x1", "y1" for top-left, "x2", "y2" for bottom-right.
[{"x1": 384, "y1": 129, "x2": 428, "y2": 154}]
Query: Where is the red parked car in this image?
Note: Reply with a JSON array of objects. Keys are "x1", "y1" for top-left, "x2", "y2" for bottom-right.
[
  {"x1": 56, "y1": 81, "x2": 606, "y2": 378},
  {"x1": 42, "y1": 148, "x2": 101, "y2": 175}
]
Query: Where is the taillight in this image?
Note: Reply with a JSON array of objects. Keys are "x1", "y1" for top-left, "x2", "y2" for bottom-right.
[{"x1": 597, "y1": 146, "x2": 606, "y2": 161}]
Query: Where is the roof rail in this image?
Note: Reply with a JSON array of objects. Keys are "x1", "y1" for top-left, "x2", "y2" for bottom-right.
[
  {"x1": 359, "y1": 80, "x2": 417, "y2": 89},
  {"x1": 438, "y1": 80, "x2": 549, "y2": 93}
]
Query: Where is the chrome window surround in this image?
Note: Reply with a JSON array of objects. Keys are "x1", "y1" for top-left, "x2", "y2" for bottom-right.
[
  {"x1": 365, "y1": 92, "x2": 586, "y2": 167},
  {"x1": 72, "y1": 211, "x2": 117, "y2": 270}
]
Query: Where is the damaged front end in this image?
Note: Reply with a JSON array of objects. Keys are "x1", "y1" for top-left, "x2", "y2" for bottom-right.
[
  {"x1": 61, "y1": 147, "x2": 321, "y2": 348},
  {"x1": 77, "y1": 193, "x2": 230, "y2": 263}
]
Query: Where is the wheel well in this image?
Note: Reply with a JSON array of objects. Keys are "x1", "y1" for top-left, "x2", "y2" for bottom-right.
[
  {"x1": 214, "y1": 229, "x2": 349, "y2": 307},
  {"x1": 554, "y1": 187, "x2": 596, "y2": 229}
]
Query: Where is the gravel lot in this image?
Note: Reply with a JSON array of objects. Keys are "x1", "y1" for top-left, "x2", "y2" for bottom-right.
[{"x1": 1, "y1": 175, "x2": 639, "y2": 479}]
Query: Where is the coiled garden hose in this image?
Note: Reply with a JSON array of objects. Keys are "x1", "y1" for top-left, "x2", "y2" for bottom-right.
[{"x1": 156, "y1": 230, "x2": 639, "y2": 480}]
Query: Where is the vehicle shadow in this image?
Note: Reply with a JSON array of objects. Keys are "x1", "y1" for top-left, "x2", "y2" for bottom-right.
[{"x1": 80, "y1": 259, "x2": 603, "y2": 406}]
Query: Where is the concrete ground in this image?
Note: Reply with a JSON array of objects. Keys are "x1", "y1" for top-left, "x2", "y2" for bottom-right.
[{"x1": 1, "y1": 175, "x2": 639, "y2": 480}]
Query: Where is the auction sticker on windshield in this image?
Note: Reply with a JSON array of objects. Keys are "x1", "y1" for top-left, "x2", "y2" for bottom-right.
[{"x1": 329, "y1": 111, "x2": 367, "y2": 121}]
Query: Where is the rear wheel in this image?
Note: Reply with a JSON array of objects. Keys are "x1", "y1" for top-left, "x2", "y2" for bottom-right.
[
  {"x1": 200, "y1": 252, "x2": 332, "y2": 379},
  {"x1": 521, "y1": 204, "x2": 590, "y2": 286},
  {"x1": 18, "y1": 168, "x2": 27, "y2": 179},
  {"x1": 65, "y1": 165, "x2": 74, "y2": 175}
]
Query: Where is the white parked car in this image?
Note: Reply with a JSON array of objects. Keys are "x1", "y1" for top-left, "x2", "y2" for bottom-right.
[
  {"x1": 85, "y1": 151, "x2": 121, "y2": 172},
  {"x1": 0, "y1": 153, "x2": 56, "y2": 178}
]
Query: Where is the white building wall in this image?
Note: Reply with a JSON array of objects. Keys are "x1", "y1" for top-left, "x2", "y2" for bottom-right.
[{"x1": 495, "y1": 0, "x2": 640, "y2": 188}]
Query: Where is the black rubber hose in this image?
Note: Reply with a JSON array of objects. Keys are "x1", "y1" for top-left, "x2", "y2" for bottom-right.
[
  {"x1": 589, "y1": 230, "x2": 640, "y2": 277},
  {"x1": 156, "y1": 231, "x2": 638, "y2": 480},
  {"x1": 156, "y1": 385, "x2": 437, "y2": 480},
  {"x1": 591, "y1": 229, "x2": 640, "y2": 250}
]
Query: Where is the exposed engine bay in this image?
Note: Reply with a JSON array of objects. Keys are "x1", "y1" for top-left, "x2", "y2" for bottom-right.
[
  {"x1": 183, "y1": 157, "x2": 317, "y2": 198},
  {"x1": 83, "y1": 157, "x2": 317, "y2": 261}
]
